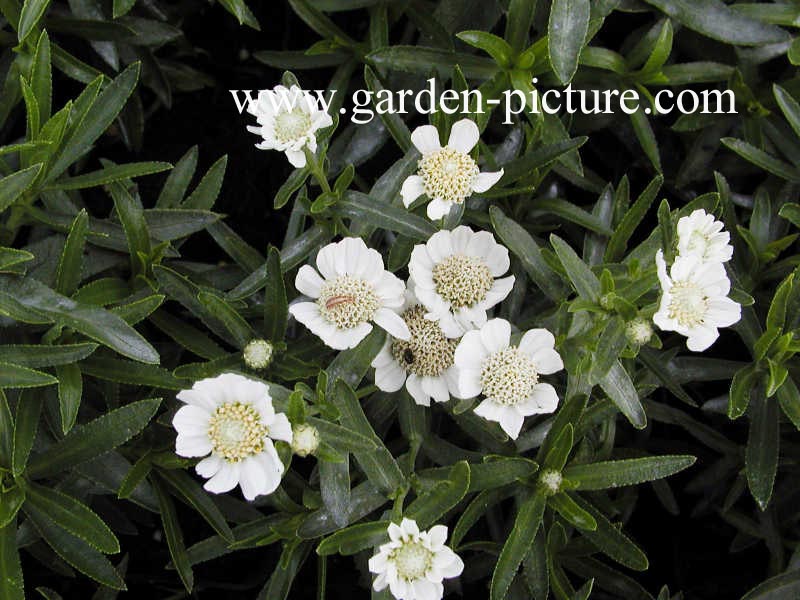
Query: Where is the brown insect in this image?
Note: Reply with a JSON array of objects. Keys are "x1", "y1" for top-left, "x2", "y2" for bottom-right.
[{"x1": 325, "y1": 295, "x2": 355, "y2": 310}]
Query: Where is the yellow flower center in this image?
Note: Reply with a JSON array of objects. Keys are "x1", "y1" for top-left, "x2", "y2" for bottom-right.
[
  {"x1": 418, "y1": 147, "x2": 479, "y2": 204},
  {"x1": 317, "y1": 275, "x2": 379, "y2": 329},
  {"x1": 274, "y1": 108, "x2": 312, "y2": 143},
  {"x1": 668, "y1": 281, "x2": 708, "y2": 328},
  {"x1": 480, "y1": 347, "x2": 538, "y2": 406},
  {"x1": 207, "y1": 402, "x2": 267, "y2": 463},
  {"x1": 391, "y1": 306, "x2": 457, "y2": 377},
  {"x1": 392, "y1": 541, "x2": 433, "y2": 581},
  {"x1": 432, "y1": 254, "x2": 493, "y2": 308}
]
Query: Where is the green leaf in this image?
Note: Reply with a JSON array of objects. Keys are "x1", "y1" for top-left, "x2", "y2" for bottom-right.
[
  {"x1": 721, "y1": 138, "x2": 800, "y2": 182},
  {"x1": 728, "y1": 364, "x2": 759, "y2": 419},
  {"x1": 182, "y1": 155, "x2": 227, "y2": 210},
  {"x1": 563, "y1": 455, "x2": 695, "y2": 490},
  {"x1": 264, "y1": 247, "x2": 288, "y2": 343},
  {"x1": 330, "y1": 379, "x2": 404, "y2": 494},
  {"x1": 604, "y1": 175, "x2": 663, "y2": 262},
  {"x1": 549, "y1": 492, "x2": 597, "y2": 531},
  {"x1": 152, "y1": 476, "x2": 193, "y2": 592},
  {"x1": 316, "y1": 521, "x2": 391, "y2": 556},
  {"x1": 548, "y1": 0, "x2": 590, "y2": 85},
  {"x1": 335, "y1": 192, "x2": 437, "y2": 241},
  {"x1": 55, "y1": 362, "x2": 82, "y2": 433},
  {"x1": 641, "y1": 0, "x2": 788, "y2": 46},
  {"x1": 598, "y1": 361, "x2": 647, "y2": 429},
  {"x1": 570, "y1": 495, "x2": 649, "y2": 570},
  {"x1": 22, "y1": 501, "x2": 125, "y2": 590},
  {"x1": 50, "y1": 63, "x2": 141, "y2": 181},
  {"x1": 741, "y1": 570, "x2": 800, "y2": 600},
  {"x1": 197, "y1": 292, "x2": 254, "y2": 349},
  {"x1": 588, "y1": 317, "x2": 628, "y2": 384},
  {"x1": 746, "y1": 390, "x2": 779, "y2": 510},
  {"x1": 156, "y1": 145, "x2": 198, "y2": 208},
  {"x1": 27, "y1": 398, "x2": 161, "y2": 478},
  {"x1": 11, "y1": 390, "x2": 42, "y2": 476},
  {"x1": 23, "y1": 481, "x2": 119, "y2": 553},
  {"x1": 79, "y1": 357, "x2": 182, "y2": 390},
  {"x1": 158, "y1": 469, "x2": 233, "y2": 543},
  {"x1": 491, "y1": 206, "x2": 566, "y2": 301},
  {"x1": 363, "y1": 66, "x2": 412, "y2": 152},
  {"x1": 0, "y1": 276, "x2": 159, "y2": 364},
  {"x1": 30, "y1": 31, "x2": 52, "y2": 124},
  {"x1": 0, "y1": 164, "x2": 42, "y2": 214},
  {"x1": 543, "y1": 424, "x2": 573, "y2": 472},
  {"x1": 0, "y1": 248, "x2": 34, "y2": 273},
  {"x1": 490, "y1": 491, "x2": 546, "y2": 600},
  {"x1": 774, "y1": 85, "x2": 800, "y2": 140},
  {"x1": 48, "y1": 162, "x2": 171, "y2": 190},
  {"x1": 500, "y1": 138, "x2": 587, "y2": 182},
  {"x1": 629, "y1": 108, "x2": 662, "y2": 173},
  {"x1": 18, "y1": 0, "x2": 50, "y2": 43},
  {"x1": 367, "y1": 46, "x2": 498, "y2": 80},
  {"x1": 406, "y1": 461, "x2": 470, "y2": 529},
  {"x1": 551, "y1": 234, "x2": 600, "y2": 302},
  {"x1": 0, "y1": 362, "x2": 58, "y2": 388},
  {"x1": 0, "y1": 488, "x2": 25, "y2": 529},
  {"x1": 54, "y1": 209, "x2": 88, "y2": 295},
  {"x1": 0, "y1": 521, "x2": 24, "y2": 600},
  {"x1": 457, "y1": 31, "x2": 513, "y2": 67}
]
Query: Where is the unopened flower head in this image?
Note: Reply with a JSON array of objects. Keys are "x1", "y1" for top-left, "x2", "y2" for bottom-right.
[
  {"x1": 172, "y1": 373, "x2": 292, "y2": 500},
  {"x1": 289, "y1": 237, "x2": 410, "y2": 350},
  {"x1": 454, "y1": 318, "x2": 563, "y2": 439},
  {"x1": 372, "y1": 289, "x2": 461, "y2": 407},
  {"x1": 653, "y1": 250, "x2": 741, "y2": 352},
  {"x1": 291, "y1": 423, "x2": 320, "y2": 457},
  {"x1": 401, "y1": 119, "x2": 504, "y2": 220},
  {"x1": 246, "y1": 84, "x2": 333, "y2": 168},
  {"x1": 677, "y1": 209, "x2": 733, "y2": 264},
  {"x1": 369, "y1": 518, "x2": 464, "y2": 600},
  {"x1": 539, "y1": 469, "x2": 563, "y2": 496},
  {"x1": 409, "y1": 226, "x2": 515, "y2": 332},
  {"x1": 243, "y1": 339, "x2": 274, "y2": 370},
  {"x1": 626, "y1": 318, "x2": 654, "y2": 346}
]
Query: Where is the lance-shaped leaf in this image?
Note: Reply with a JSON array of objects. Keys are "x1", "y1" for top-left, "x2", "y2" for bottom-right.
[
  {"x1": 317, "y1": 520, "x2": 392, "y2": 556},
  {"x1": 563, "y1": 456, "x2": 695, "y2": 490},
  {"x1": 406, "y1": 461, "x2": 470, "y2": 529}
]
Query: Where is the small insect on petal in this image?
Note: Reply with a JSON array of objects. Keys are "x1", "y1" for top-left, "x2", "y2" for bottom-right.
[{"x1": 325, "y1": 295, "x2": 355, "y2": 310}]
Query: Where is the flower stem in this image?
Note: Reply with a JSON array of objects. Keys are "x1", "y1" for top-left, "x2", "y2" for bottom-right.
[{"x1": 303, "y1": 147, "x2": 331, "y2": 195}]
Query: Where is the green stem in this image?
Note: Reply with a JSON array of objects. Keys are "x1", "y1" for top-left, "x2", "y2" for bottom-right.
[{"x1": 303, "y1": 147, "x2": 331, "y2": 195}]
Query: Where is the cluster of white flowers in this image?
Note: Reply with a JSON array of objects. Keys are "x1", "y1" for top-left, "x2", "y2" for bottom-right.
[{"x1": 653, "y1": 209, "x2": 741, "y2": 351}]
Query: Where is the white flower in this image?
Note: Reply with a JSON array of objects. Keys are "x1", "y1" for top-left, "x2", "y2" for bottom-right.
[
  {"x1": 289, "y1": 237, "x2": 410, "y2": 350},
  {"x1": 371, "y1": 289, "x2": 462, "y2": 407},
  {"x1": 653, "y1": 250, "x2": 741, "y2": 352},
  {"x1": 246, "y1": 84, "x2": 333, "y2": 168},
  {"x1": 369, "y1": 518, "x2": 463, "y2": 600},
  {"x1": 409, "y1": 226, "x2": 514, "y2": 332},
  {"x1": 454, "y1": 319, "x2": 563, "y2": 440},
  {"x1": 172, "y1": 373, "x2": 292, "y2": 501},
  {"x1": 676, "y1": 209, "x2": 733, "y2": 264},
  {"x1": 290, "y1": 423, "x2": 320, "y2": 457},
  {"x1": 401, "y1": 119, "x2": 503, "y2": 220},
  {"x1": 243, "y1": 339, "x2": 274, "y2": 370}
]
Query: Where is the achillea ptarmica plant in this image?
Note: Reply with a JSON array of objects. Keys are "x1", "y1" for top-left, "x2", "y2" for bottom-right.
[
  {"x1": 369, "y1": 518, "x2": 463, "y2": 600},
  {"x1": 246, "y1": 84, "x2": 333, "y2": 167},
  {"x1": 401, "y1": 118, "x2": 503, "y2": 220},
  {"x1": 454, "y1": 318, "x2": 563, "y2": 439},
  {"x1": 172, "y1": 373, "x2": 292, "y2": 500},
  {"x1": 409, "y1": 225, "x2": 514, "y2": 332},
  {"x1": 289, "y1": 237, "x2": 410, "y2": 350}
]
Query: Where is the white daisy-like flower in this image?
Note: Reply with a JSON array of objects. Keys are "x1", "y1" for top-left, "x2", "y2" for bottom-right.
[
  {"x1": 653, "y1": 250, "x2": 741, "y2": 352},
  {"x1": 369, "y1": 518, "x2": 464, "y2": 600},
  {"x1": 676, "y1": 209, "x2": 733, "y2": 264},
  {"x1": 289, "y1": 237, "x2": 410, "y2": 350},
  {"x1": 172, "y1": 373, "x2": 292, "y2": 501},
  {"x1": 401, "y1": 119, "x2": 503, "y2": 220},
  {"x1": 454, "y1": 319, "x2": 563, "y2": 440},
  {"x1": 409, "y1": 226, "x2": 515, "y2": 332},
  {"x1": 246, "y1": 84, "x2": 333, "y2": 168},
  {"x1": 371, "y1": 288, "x2": 462, "y2": 407}
]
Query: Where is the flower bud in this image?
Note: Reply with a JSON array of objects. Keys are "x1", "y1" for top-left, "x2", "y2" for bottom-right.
[
  {"x1": 243, "y1": 339, "x2": 274, "y2": 370},
  {"x1": 291, "y1": 423, "x2": 320, "y2": 457}
]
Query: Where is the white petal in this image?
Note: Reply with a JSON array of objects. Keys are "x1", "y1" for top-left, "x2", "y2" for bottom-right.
[
  {"x1": 411, "y1": 579, "x2": 440, "y2": 600},
  {"x1": 706, "y1": 297, "x2": 741, "y2": 328},
  {"x1": 239, "y1": 455, "x2": 269, "y2": 501},
  {"x1": 655, "y1": 250, "x2": 671, "y2": 291},
  {"x1": 406, "y1": 374, "x2": 431, "y2": 407},
  {"x1": 374, "y1": 308, "x2": 411, "y2": 340},
  {"x1": 289, "y1": 301, "x2": 322, "y2": 328},
  {"x1": 519, "y1": 383, "x2": 559, "y2": 415},
  {"x1": 285, "y1": 148, "x2": 306, "y2": 168},
  {"x1": 427, "y1": 525, "x2": 448, "y2": 550},
  {"x1": 473, "y1": 398, "x2": 502, "y2": 421},
  {"x1": 388, "y1": 522, "x2": 404, "y2": 542},
  {"x1": 401, "y1": 175, "x2": 425, "y2": 207},
  {"x1": 372, "y1": 571, "x2": 388, "y2": 592},
  {"x1": 447, "y1": 118, "x2": 479, "y2": 153},
  {"x1": 531, "y1": 348, "x2": 564, "y2": 375},
  {"x1": 376, "y1": 361, "x2": 407, "y2": 393},
  {"x1": 455, "y1": 368, "x2": 482, "y2": 399},
  {"x1": 479, "y1": 318, "x2": 511, "y2": 353},
  {"x1": 269, "y1": 412, "x2": 293, "y2": 443},
  {"x1": 472, "y1": 169, "x2": 504, "y2": 193},
  {"x1": 686, "y1": 325, "x2": 719, "y2": 352},
  {"x1": 498, "y1": 408, "x2": 525, "y2": 439},
  {"x1": 175, "y1": 434, "x2": 212, "y2": 458},
  {"x1": 172, "y1": 404, "x2": 212, "y2": 437},
  {"x1": 400, "y1": 518, "x2": 419, "y2": 537},
  {"x1": 438, "y1": 550, "x2": 464, "y2": 578},
  {"x1": 195, "y1": 455, "x2": 223, "y2": 478},
  {"x1": 204, "y1": 462, "x2": 240, "y2": 494},
  {"x1": 421, "y1": 376, "x2": 450, "y2": 403},
  {"x1": 175, "y1": 388, "x2": 216, "y2": 412},
  {"x1": 316, "y1": 240, "x2": 344, "y2": 280},
  {"x1": 454, "y1": 331, "x2": 487, "y2": 370},
  {"x1": 295, "y1": 265, "x2": 325, "y2": 298},
  {"x1": 482, "y1": 276, "x2": 515, "y2": 310},
  {"x1": 426, "y1": 197, "x2": 452, "y2": 220},
  {"x1": 411, "y1": 124, "x2": 442, "y2": 154}
]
